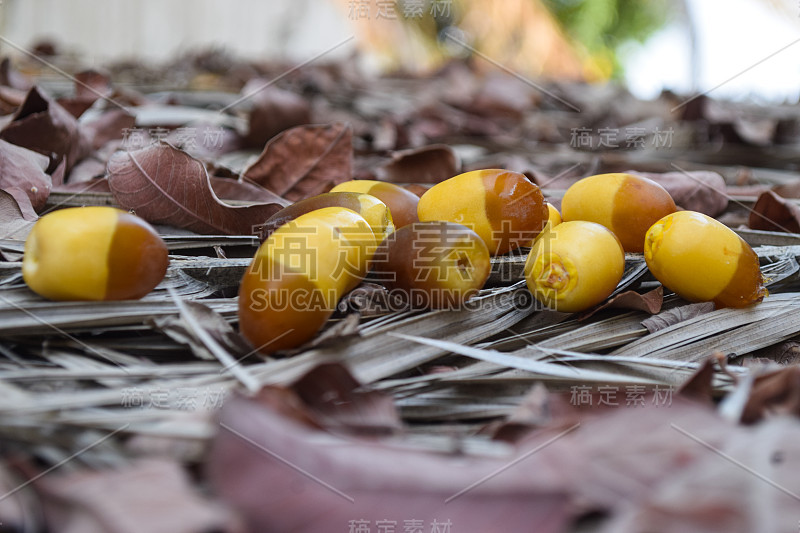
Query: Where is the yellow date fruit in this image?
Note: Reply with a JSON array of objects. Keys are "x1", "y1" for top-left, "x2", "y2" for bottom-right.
[
  {"x1": 22, "y1": 207, "x2": 168, "y2": 301},
  {"x1": 238, "y1": 207, "x2": 376, "y2": 354},
  {"x1": 417, "y1": 169, "x2": 548, "y2": 256},
  {"x1": 371, "y1": 222, "x2": 491, "y2": 310},
  {"x1": 524, "y1": 221, "x2": 625, "y2": 312},
  {"x1": 529, "y1": 202, "x2": 562, "y2": 246},
  {"x1": 644, "y1": 211, "x2": 766, "y2": 308},
  {"x1": 330, "y1": 179, "x2": 420, "y2": 229},
  {"x1": 561, "y1": 173, "x2": 676, "y2": 253},
  {"x1": 260, "y1": 192, "x2": 394, "y2": 244}
]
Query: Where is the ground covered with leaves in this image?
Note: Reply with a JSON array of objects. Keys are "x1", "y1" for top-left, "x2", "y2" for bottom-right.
[{"x1": 2, "y1": 50, "x2": 800, "y2": 532}]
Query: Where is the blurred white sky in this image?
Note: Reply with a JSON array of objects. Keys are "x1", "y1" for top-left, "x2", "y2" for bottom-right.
[
  {"x1": 1, "y1": 0, "x2": 799, "y2": 103},
  {"x1": 625, "y1": 0, "x2": 800, "y2": 102}
]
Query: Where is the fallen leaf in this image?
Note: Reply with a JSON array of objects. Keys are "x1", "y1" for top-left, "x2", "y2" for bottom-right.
[
  {"x1": 629, "y1": 170, "x2": 728, "y2": 217},
  {"x1": 0, "y1": 86, "x2": 91, "y2": 173},
  {"x1": 242, "y1": 83, "x2": 311, "y2": 148},
  {"x1": 38, "y1": 459, "x2": 243, "y2": 533},
  {"x1": 579, "y1": 286, "x2": 663, "y2": 320},
  {"x1": 749, "y1": 190, "x2": 800, "y2": 233},
  {"x1": 374, "y1": 144, "x2": 461, "y2": 184},
  {"x1": 741, "y1": 366, "x2": 800, "y2": 424},
  {"x1": 209, "y1": 176, "x2": 289, "y2": 205},
  {"x1": 0, "y1": 188, "x2": 38, "y2": 240},
  {"x1": 208, "y1": 388, "x2": 571, "y2": 533},
  {"x1": 107, "y1": 142, "x2": 285, "y2": 235},
  {"x1": 641, "y1": 302, "x2": 716, "y2": 333},
  {"x1": 244, "y1": 123, "x2": 352, "y2": 201},
  {"x1": 151, "y1": 300, "x2": 252, "y2": 361},
  {"x1": 291, "y1": 363, "x2": 402, "y2": 435},
  {"x1": 82, "y1": 109, "x2": 136, "y2": 150},
  {"x1": 0, "y1": 138, "x2": 52, "y2": 211}
]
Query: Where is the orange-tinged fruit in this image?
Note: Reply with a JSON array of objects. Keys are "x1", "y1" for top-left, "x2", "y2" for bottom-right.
[
  {"x1": 260, "y1": 192, "x2": 394, "y2": 244},
  {"x1": 371, "y1": 222, "x2": 491, "y2": 310},
  {"x1": 524, "y1": 221, "x2": 625, "y2": 312},
  {"x1": 644, "y1": 211, "x2": 766, "y2": 308},
  {"x1": 238, "y1": 207, "x2": 376, "y2": 354},
  {"x1": 561, "y1": 173, "x2": 676, "y2": 253},
  {"x1": 22, "y1": 207, "x2": 168, "y2": 301},
  {"x1": 417, "y1": 169, "x2": 548, "y2": 255},
  {"x1": 330, "y1": 179, "x2": 419, "y2": 229}
]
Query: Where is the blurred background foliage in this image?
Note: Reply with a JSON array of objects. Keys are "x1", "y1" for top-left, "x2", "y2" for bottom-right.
[{"x1": 354, "y1": 0, "x2": 673, "y2": 82}]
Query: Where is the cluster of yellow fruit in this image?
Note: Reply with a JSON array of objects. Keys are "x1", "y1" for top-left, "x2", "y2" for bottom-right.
[
  {"x1": 21, "y1": 169, "x2": 766, "y2": 356},
  {"x1": 532, "y1": 172, "x2": 766, "y2": 311}
]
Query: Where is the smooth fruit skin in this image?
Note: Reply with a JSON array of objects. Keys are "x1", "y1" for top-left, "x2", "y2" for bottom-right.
[
  {"x1": 644, "y1": 211, "x2": 766, "y2": 308},
  {"x1": 238, "y1": 207, "x2": 376, "y2": 354},
  {"x1": 417, "y1": 169, "x2": 548, "y2": 256},
  {"x1": 529, "y1": 203, "x2": 562, "y2": 246},
  {"x1": 372, "y1": 222, "x2": 491, "y2": 310},
  {"x1": 22, "y1": 207, "x2": 168, "y2": 301},
  {"x1": 524, "y1": 221, "x2": 625, "y2": 312},
  {"x1": 561, "y1": 173, "x2": 676, "y2": 253},
  {"x1": 330, "y1": 180, "x2": 420, "y2": 229},
  {"x1": 260, "y1": 192, "x2": 394, "y2": 244}
]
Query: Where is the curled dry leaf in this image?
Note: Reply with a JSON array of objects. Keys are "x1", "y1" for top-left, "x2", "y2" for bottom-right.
[
  {"x1": 244, "y1": 123, "x2": 352, "y2": 201},
  {"x1": 152, "y1": 300, "x2": 252, "y2": 361},
  {"x1": 107, "y1": 142, "x2": 285, "y2": 235},
  {"x1": 579, "y1": 286, "x2": 663, "y2": 321},
  {"x1": 291, "y1": 363, "x2": 402, "y2": 435},
  {"x1": 0, "y1": 86, "x2": 91, "y2": 173},
  {"x1": 208, "y1": 176, "x2": 288, "y2": 205},
  {"x1": 58, "y1": 69, "x2": 114, "y2": 118},
  {"x1": 38, "y1": 459, "x2": 243, "y2": 533},
  {"x1": 741, "y1": 366, "x2": 800, "y2": 424},
  {"x1": 0, "y1": 138, "x2": 51, "y2": 211},
  {"x1": 629, "y1": 170, "x2": 728, "y2": 217},
  {"x1": 374, "y1": 144, "x2": 461, "y2": 184},
  {"x1": 0, "y1": 189, "x2": 38, "y2": 241},
  {"x1": 242, "y1": 83, "x2": 311, "y2": 148},
  {"x1": 749, "y1": 190, "x2": 800, "y2": 233},
  {"x1": 82, "y1": 109, "x2": 136, "y2": 150}
]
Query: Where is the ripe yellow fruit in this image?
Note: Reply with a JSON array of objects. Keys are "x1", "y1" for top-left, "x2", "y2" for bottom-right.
[
  {"x1": 417, "y1": 169, "x2": 548, "y2": 255},
  {"x1": 561, "y1": 173, "x2": 676, "y2": 253},
  {"x1": 524, "y1": 221, "x2": 625, "y2": 312},
  {"x1": 644, "y1": 211, "x2": 766, "y2": 308},
  {"x1": 238, "y1": 207, "x2": 376, "y2": 354},
  {"x1": 22, "y1": 207, "x2": 168, "y2": 301},
  {"x1": 529, "y1": 202, "x2": 562, "y2": 246},
  {"x1": 260, "y1": 192, "x2": 394, "y2": 244},
  {"x1": 330, "y1": 180, "x2": 420, "y2": 229}
]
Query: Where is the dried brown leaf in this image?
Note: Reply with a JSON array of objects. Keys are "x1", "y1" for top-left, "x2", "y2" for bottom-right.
[
  {"x1": 0, "y1": 86, "x2": 91, "y2": 173},
  {"x1": 208, "y1": 390, "x2": 571, "y2": 533},
  {"x1": 0, "y1": 188, "x2": 38, "y2": 240},
  {"x1": 0, "y1": 138, "x2": 51, "y2": 211},
  {"x1": 741, "y1": 366, "x2": 800, "y2": 424},
  {"x1": 243, "y1": 123, "x2": 352, "y2": 201},
  {"x1": 749, "y1": 190, "x2": 800, "y2": 233},
  {"x1": 291, "y1": 363, "x2": 402, "y2": 434},
  {"x1": 38, "y1": 459, "x2": 243, "y2": 533},
  {"x1": 242, "y1": 83, "x2": 311, "y2": 148},
  {"x1": 374, "y1": 144, "x2": 461, "y2": 184},
  {"x1": 580, "y1": 286, "x2": 663, "y2": 321},
  {"x1": 629, "y1": 170, "x2": 728, "y2": 217},
  {"x1": 82, "y1": 109, "x2": 136, "y2": 150},
  {"x1": 107, "y1": 142, "x2": 284, "y2": 235}
]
